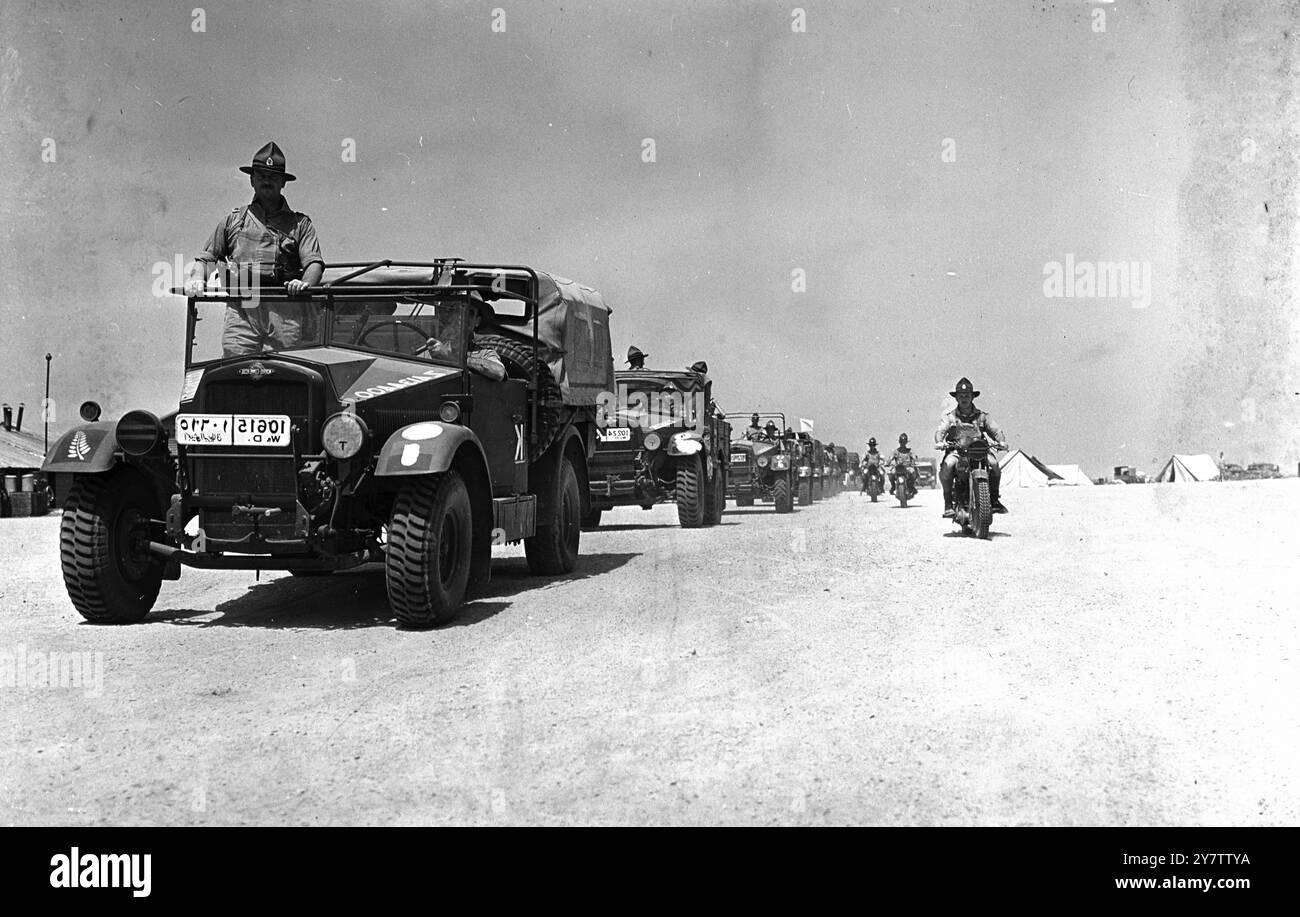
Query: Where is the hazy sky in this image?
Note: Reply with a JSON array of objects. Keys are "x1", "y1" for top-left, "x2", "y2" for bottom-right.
[{"x1": 2, "y1": 0, "x2": 1296, "y2": 477}]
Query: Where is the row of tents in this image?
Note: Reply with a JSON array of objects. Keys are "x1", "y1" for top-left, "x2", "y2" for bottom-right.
[{"x1": 998, "y1": 450, "x2": 1222, "y2": 486}]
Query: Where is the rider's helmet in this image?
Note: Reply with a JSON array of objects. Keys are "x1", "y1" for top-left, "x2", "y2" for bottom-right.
[
  {"x1": 868, "y1": 437, "x2": 877, "y2": 447},
  {"x1": 764, "y1": 421, "x2": 778, "y2": 438},
  {"x1": 899, "y1": 433, "x2": 909, "y2": 445}
]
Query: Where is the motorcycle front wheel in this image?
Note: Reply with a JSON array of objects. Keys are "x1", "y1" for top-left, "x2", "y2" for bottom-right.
[{"x1": 973, "y1": 475, "x2": 992, "y2": 539}]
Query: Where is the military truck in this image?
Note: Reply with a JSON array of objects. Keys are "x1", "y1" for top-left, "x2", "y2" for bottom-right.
[
  {"x1": 42, "y1": 260, "x2": 615, "y2": 628},
  {"x1": 833, "y1": 446, "x2": 850, "y2": 492},
  {"x1": 914, "y1": 457, "x2": 938, "y2": 489},
  {"x1": 1113, "y1": 464, "x2": 1148, "y2": 484},
  {"x1": 585, "y1": 366, "x2": 730, "y2": 528},
  {"x1": 821, "y1": 442, "x2": 845, "y2": 497},
  {"x1": 727, "y1": 412, "x2": 795, "y2": 513},
  {"x1": 794, "y1": 432, "x2": 825, "y2": 504},
  {"x1": 845, "y1": 451, "x2": 861, "y2": 489},
  {"x1": 821, "y1": 442, "x2": 838, "y2": 498}
]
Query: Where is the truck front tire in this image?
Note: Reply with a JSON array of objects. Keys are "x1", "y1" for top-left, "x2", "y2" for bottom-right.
[
  {"x1": 60, "y1": 469, "x2": 165, "y2": 623},
  {"x1": 387, "y1": 472, "x2": 473, "y2": 628}
]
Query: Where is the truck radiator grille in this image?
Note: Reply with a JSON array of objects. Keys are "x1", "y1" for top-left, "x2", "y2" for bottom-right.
[{"x1": 192, "y1": 457, "x2": 297, "y2": 496}]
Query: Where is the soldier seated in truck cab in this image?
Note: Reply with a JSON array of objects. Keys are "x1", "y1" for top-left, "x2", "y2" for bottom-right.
[{"x1": 422, "y1": 294, "x2": 506, "y2": 381}]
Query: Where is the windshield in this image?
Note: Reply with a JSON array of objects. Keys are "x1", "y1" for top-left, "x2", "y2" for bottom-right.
[
  {"x1": 187, "y1": 295, "x2": 471, "y2": 366},
  {"x1": 188, "y1": 298, "x2": 328, "y2": 365},
  {"x1": 331, "y1": 297, "x2": 470, "y2": 364}
]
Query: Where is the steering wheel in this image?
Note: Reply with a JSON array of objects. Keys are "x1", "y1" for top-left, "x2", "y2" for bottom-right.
[{"x1": 355, "y1": 319, "x2": 433, "y2": 354}]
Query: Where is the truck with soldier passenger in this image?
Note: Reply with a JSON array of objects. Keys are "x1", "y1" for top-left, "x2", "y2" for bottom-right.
[{"x1": 43, "y1": 259, "x2": 616, "y2": 628}]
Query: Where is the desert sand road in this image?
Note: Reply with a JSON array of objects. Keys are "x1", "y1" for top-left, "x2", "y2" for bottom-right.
[{"x1": 1, "y1": 481, "x2": 1296, "y2": 826}]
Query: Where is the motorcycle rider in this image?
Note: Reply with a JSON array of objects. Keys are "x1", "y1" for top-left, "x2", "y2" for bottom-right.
[
  {"x1": 936, "y1": 377, "x2": 1009, "y2": 517},
  {"x1": 860, "y1": 437, "x2": 883, "y2": 493},
  {"x1": 887, "y1": 434, "x2": 918, "y2": 497}
]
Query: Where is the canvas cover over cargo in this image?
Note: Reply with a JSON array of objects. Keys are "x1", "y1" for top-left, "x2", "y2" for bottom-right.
[{"x1": 319, "y1": 265, "x2": 614, "y2": 405}]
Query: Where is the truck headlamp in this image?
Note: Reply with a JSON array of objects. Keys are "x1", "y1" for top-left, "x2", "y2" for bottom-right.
[{"x1": 322, "y1": 413, "x2": 370, "y2": 460}]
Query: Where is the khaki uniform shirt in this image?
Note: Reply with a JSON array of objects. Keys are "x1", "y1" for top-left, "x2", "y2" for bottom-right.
[
  {"x1": 936, "y1": 406, "x2": 1005, "y2": 450},
  {"x1": 889, "y1": 447, "x2": 916, "y2": 468},
  {"x1": 198, "y1": 196, "x2": 324, "y2": 282}
]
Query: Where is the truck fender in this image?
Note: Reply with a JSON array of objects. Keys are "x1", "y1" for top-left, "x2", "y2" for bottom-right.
[
  {"x1": 41, "y1": 421, "x2": 120, "y2": 474},
  {"x1": 374, "y1": 422, "x2": 487, "y2": 477}
]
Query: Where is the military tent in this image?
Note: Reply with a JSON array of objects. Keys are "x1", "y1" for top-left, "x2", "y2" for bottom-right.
[
  {"x1": 999, "y1": 449, "x2": 1062, "y2": 487},
  {"x1": 1154, "y1": 454, "x2": 1219, "y2": 483},
  {"x1": 1047, "y1": 464, "x2": 1095, "y2": 486}
]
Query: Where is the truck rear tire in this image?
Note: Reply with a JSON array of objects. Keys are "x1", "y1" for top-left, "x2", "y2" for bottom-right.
[
  {"x1": 798, "y1": 480, "x2": 811, "y2": 506},
  {"x1": 703, "y1": 465, "x2": 725, "y2": 526},
  {"x1": 525, "y1": 453, "x2": 581, "y2": 574},
  {"x1": 676, "y1": 455, "x2": 705, "y2": 528},
  {"x1": 387, "y1": 472, "x2": 473, "y2": 628},
  {"x1": 60, "y1": 470, "x2": 165, "y2": 623}
]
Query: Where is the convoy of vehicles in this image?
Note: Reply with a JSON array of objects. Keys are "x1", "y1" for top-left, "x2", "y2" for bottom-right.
[{"x1": 65, "y1": 239, "x2": 1268, "y2": 628}]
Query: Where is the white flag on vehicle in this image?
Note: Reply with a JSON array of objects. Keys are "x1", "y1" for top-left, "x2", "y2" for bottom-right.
[{"x1": 799, "y1": 418, "x2": 814, "y2": 432}]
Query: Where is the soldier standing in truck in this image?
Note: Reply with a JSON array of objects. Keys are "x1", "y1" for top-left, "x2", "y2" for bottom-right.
[{"x1": 184, "y1": 142, "x2": 325, "y2": 357}]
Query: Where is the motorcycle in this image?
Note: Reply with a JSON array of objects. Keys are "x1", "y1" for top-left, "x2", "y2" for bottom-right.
[
  {"x1": 940, "y1": 422, "x2": 1001, "y2": 539},
  {"x1": 890, "y1": 463, "x2": 917, "y2": 508},
  {"x1": 861, "y1": 460, "x2": 884, "y2": 501}
]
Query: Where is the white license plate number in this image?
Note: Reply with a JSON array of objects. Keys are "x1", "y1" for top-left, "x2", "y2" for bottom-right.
[
  {"x1": 598, "y1": 427, "x2": 632, "y2": 443},
  {"x1": 730, "y1": 452, "x2": 748, "y2": 464},
  {"x1": 177, "y1": 414, "x2": 291, "y2": 447}
]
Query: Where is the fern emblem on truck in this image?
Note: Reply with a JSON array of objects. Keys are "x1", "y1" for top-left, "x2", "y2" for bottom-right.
[{"x1": 67, "y1": 431, "x2": 90, "y2": 461}]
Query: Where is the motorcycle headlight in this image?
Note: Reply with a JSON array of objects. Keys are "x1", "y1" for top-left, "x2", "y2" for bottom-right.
[
  {"x1": 643, "y1": 432, "x2": 661, "y2": 451},
  {"x1": 322, "y1": 413, "x2": 370, "y2": 460},
  {"x1": 757, "y1": 456, "x2": 769, "y2": 468},
  {"x1": 668, "y1": 432, "x2": 703, "y2": 455}
]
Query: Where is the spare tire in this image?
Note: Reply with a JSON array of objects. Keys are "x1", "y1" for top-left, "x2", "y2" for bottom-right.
[{"x1": 473, "y1": 333, "x2": 564, "y2": 462}]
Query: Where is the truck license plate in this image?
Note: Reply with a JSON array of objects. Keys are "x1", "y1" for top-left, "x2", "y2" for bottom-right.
[
  {"x1": 177, "y1": 414, "x2": 291, "y2": 447},
  {"x1": 597, "y1": 427, "x2": 632, "y2": 443}
]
